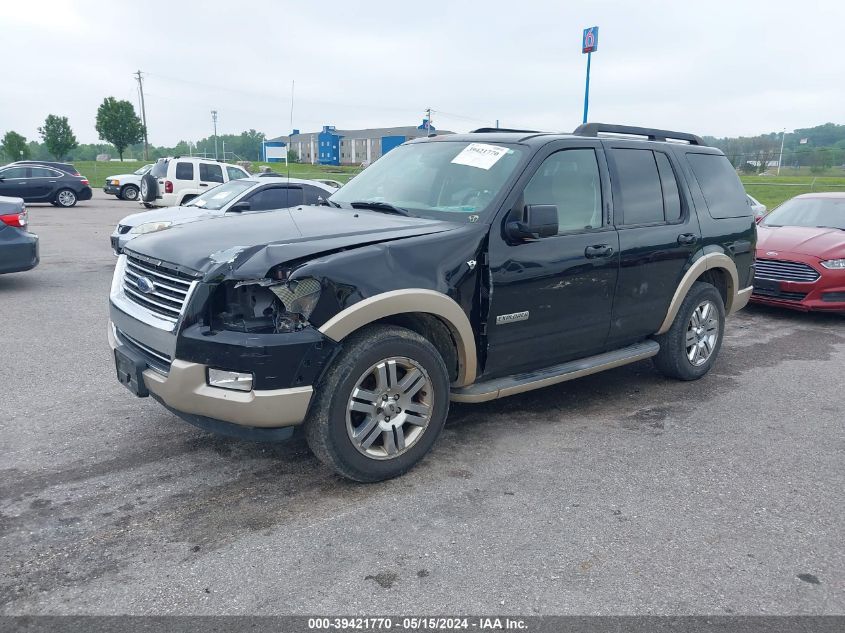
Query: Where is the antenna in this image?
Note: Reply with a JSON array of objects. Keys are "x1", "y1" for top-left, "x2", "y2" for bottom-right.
[{"x1": 287, "y1": 80, "x2": 294, "y2": 181}]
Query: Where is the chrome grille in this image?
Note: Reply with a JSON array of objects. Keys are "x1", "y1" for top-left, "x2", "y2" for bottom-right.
[
  {"x1": 122, "y1": 253, "x2": 195, "y2": 322},
  {"x1": 754, "y1": 259, "x2": 820, "y2": 283}
]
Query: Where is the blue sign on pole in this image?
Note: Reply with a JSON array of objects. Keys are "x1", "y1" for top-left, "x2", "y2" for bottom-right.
[
  {"x1": 582, "y1": 26, "x2": 598, "y2": 124},
  {"x1": 582, "y1": 26, "x2": 598, "y2": 53}
]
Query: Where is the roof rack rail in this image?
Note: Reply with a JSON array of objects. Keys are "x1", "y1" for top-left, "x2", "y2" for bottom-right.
[
  {"x1": 471, "y1": 127, "x2": 540, "y2": 134},
  {"x1": 573, "y1": 123, "x2": 705, "y2": 146}
]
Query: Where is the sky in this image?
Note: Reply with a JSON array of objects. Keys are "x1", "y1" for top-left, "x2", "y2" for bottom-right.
[{"x1": 2, "y1": 0, "x2": 843, "y2": 146}]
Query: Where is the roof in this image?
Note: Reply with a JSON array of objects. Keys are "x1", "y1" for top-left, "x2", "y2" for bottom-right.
[
  {"x1": 795, "y1": 192, "x2": 845, "y2": 199},
  {"x1": 269, "y1": 126, "x2": 453, "y2": 143}
]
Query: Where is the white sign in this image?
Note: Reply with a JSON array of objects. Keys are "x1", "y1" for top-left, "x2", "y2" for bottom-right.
[{"x1": 451, "y1": 143, "x2": 510, "y2": 170}]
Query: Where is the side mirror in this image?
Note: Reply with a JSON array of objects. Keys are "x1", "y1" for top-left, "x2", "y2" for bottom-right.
[
  {"x1": 506, "y1": 204, "x2": 558, "y2": 241},
  {"x1": 755, "y1": 214, "x2": 764, "y2": 224},
  {"x1": 229, "y1": 201, "x2": 251, "y2": 213}
]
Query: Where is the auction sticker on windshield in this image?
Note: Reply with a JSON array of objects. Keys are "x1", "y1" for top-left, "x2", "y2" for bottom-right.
[{"x1": 451, "y1": 143, "x2": 510, "y2": 170}]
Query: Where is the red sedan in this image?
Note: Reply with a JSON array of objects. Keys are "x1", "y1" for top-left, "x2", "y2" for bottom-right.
[{"x1": 751, "y1": 192, "x2": 845, "y2": 313}]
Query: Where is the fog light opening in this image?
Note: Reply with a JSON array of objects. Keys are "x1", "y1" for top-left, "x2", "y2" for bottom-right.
[{"x1": 207, "y1": 368, "x2": 254, "y2": 392}]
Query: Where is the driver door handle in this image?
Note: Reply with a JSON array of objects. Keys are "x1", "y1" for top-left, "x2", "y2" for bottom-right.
[{"x1": 585, "y1": 244, "x2": 614, "y2": 258}]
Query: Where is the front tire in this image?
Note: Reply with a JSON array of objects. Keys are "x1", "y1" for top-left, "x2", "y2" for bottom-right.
[
  {"x1": 55, "y1": 188, "x2": 77, "y2": 208},
  {"x1": 653, "y1": 281, "x2": 725, "y2": 381},
  {"x1": 121, "y1": 185, "x2": 139, "y2": 201},
  {"x1": 305, "y1": 325, "x2": 450, "y2": 482}
]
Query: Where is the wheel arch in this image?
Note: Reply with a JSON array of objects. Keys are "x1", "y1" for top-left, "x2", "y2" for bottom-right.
[
  {"x1": 318, "y1": 289, "x2": 477, "y2": 387},
  {"x1": 656, "y1": 253, "x2": 739, "y2": 335}
]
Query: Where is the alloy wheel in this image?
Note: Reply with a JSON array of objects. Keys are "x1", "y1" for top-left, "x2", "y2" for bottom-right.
[
  {"x1": 57, "y1": 190, "x2": 76, "y2": 207},
  {"x1": 346, "y1": 356, "x2": 433, "y2": 460},
  {"x1": 686, "y1": 300, "x2": 719, "y2": 367}
]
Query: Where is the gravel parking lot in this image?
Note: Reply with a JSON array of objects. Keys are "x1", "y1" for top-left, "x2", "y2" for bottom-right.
[{"x1": 1, "y1": 191, "x2": 843, "y2": 615}]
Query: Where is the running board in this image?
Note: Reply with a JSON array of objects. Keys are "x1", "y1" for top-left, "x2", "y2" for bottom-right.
[{"x1": 450, "y1": 340, "x2": 660, "y2": 403}]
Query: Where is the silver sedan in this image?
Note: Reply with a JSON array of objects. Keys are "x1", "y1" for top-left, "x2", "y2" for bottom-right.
[{"x1": 110, "y1": 177, "x2": 336, "y2": 254}]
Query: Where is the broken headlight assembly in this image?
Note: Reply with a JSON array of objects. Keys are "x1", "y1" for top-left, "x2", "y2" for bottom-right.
[{"x1": 212, "y1": 276, "x2": 322, "y2": 334}]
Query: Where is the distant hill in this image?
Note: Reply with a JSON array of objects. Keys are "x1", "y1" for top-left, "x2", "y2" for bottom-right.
[{"x1": 703, "y1": 123, "x2": 845, "y2": 172}]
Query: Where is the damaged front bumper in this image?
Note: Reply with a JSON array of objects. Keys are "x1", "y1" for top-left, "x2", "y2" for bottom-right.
[{"x1": 108, "y1": 322, "x2": 316, "y2": 439}]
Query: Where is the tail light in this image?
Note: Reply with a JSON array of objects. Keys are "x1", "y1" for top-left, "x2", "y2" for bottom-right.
[
  {"x1": 165, "y1": 180, "x2": 174, "y2": 194},
  {"x1": 80, "y1": 178, "x2": 90, "y2": 185},
  {"x1": 0, "y1": 209, "x2": 27, "y2": 228}
]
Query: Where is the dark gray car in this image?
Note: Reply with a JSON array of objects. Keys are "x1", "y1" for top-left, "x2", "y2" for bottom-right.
[{"x1": 0, "y1": 196, "x2": 39, "y2": 274}]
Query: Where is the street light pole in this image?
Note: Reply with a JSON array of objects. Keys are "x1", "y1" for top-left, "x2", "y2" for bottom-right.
[
  {"x1": 211, "y1": 110, "x2": 219, "y2": 160},
  {"x1": 777, "y1": 128, "x2": 786, "y2": 176}
]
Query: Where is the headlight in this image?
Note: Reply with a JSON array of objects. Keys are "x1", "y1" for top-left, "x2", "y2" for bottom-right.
[
  {"x1": 821, "y1": 259, "x2": 845, "y2": 270},
  {"x1": 216, "y1": 277, "x2": 322, "y2": 333},
  {"x1": 130, "y1": 221, "x2": 172, "y2": 235},
  {"x1": 269, "y1": 277, "x2": 322, "y2": 320},
  {"x1": 112, "y1": 179, "x2": 119, "y2": 186}
]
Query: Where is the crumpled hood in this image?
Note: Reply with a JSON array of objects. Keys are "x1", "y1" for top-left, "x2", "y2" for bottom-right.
[
  {"x1": 756, "y1": 225, "x2": 845, "y2": 259},
  {"x1": 126, "y1": 205, "x2": 460, "y2": 278}
]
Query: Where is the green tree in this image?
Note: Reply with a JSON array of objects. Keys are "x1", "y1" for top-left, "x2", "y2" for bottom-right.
[
  {"x1": 0, "y1": 131, "x2": 29, "y2": 161},
  {"x1": 37, "y1": 115, "x2": 78, "y2": 160},
  {"x1": 95, "y1": 97, "x2": 144, "y2": 161}
]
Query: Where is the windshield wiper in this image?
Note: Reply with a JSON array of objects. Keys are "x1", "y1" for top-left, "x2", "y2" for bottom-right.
[
  {"x1": 815, "y1": 225, "x2": 844, "y2": 231},
  {"x1": 320, "y1": 198, "x2": 342, "y2": 208},
  {"x1": 349, "y1": 201, "x2": 412, "y2": 217}
]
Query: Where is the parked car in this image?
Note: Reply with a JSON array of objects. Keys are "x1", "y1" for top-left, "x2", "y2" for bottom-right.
[
  {"x1": 0, "y1": 164, "x2": 92, "y2": 207},
  {"x1": 314, "y1": 179, "x2": 344, "y2": 189},
  {"x1": 0, "y1": 196, "x2": 39, "y2": 274},
  {"x1": 139, "y1": 157, "x2": 250, "y2": 208},
  {"x1": 11, "y1": 160, "x2": 80, "y2": 176},
  {"x1": 110, "y1": 177, "x2": 336, "y2": 254},
  {"x1": 104, "y1": 164, "x2": 153, "y2": 201},
  {"x1": 108, "y1": 123, "x2": 755, "y2": 482},
  {"x1": 746, "y1": 193, "x2": 766, "y2": 219},
  {"x1": 751, "y1": 192, "x2": 845, "y2": 313}
]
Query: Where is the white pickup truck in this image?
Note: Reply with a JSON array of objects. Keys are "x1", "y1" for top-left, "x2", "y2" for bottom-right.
[{"x1": 103, "y1": 164, "x2": 153, "y2": 201}]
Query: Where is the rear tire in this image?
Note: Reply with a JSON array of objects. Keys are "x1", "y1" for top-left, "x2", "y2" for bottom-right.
[
  {"x1": 305, "y1": 325, "x2": 450, "y2": 482},
  {"x1": 121, "y1": 185, "x2": 139, "y2": 201},
  {"x1": 55, "y1": 188, "x2": 77, "y2": 208},
  {"x1": 653, "y1": 281, "x2": 725, "y2": 381}
]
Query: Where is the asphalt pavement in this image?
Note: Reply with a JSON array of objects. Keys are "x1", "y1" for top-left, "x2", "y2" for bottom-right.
[{"x1": 1, "y1": 191, "x2": 843, "y2": 615}]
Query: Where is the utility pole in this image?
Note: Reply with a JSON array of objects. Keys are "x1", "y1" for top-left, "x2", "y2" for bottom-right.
[
  {"x1": 777, "y1": 128, "x2": 786, "y2": 176},
  {"x1": 425, "y1": 107, "x2": 432, "y2": 135},
  {"x1": 134, "y1": 70, "x2": 149, "y2": 160},
  {"x1": 211, "y1": 110, "x2": 219, "y2": 160}
]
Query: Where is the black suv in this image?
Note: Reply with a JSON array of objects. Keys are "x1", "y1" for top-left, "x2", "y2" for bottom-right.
[{"x1": 109, "y1": 124, "x2": 755, "y2": 482}]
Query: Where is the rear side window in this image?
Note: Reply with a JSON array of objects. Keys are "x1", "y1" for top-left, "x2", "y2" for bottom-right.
[
  {"x1": 150, "y1": 160, "x2": 169, "y2": 178},
  {"x1": 174, "y1": 162, "x2": 194, "y2": 180},
  {"x1": 609, "y1": 149, "x2": 664, "y2": 225},
  {"x1": 303, "y1": 185, "x2": 327, "y2": 205},
  {"x1": 654, "y1": 152, "x2": 682, "y2": 223},
  {"x1": 200, "y1": 163, "x2": 224, "y2": 183},
  {"x1": 30, "y1": 167, "x2": 62, "y2": 177},
  {"x1": 686, "y1": 153, "x2": 750, "y2": 219},
  {"x1": 226, "y1": 166, "x2": 248, "y2": 181}
]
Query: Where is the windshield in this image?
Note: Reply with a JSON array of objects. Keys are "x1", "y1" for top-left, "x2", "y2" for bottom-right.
[
  {"x1": 762, "y1": 197, "x2": 845, "y2": 230},
  {"x1": 186, "y1": 179, "x2": 254, "y2": 210},
  {"x1": 330, "y1": 141, "x2": 526, "y2": 219},
  {"x1": 134, "y1": 165, "x2": 152, "y2": 175}
]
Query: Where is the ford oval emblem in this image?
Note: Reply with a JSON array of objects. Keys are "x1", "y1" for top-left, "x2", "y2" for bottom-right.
[
  {"x1": 136, "y1": 276, "x2": 156, "y2": 294},
  {"x1": 766, "y1": 251, "x2": 779, "y2": 257}
]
